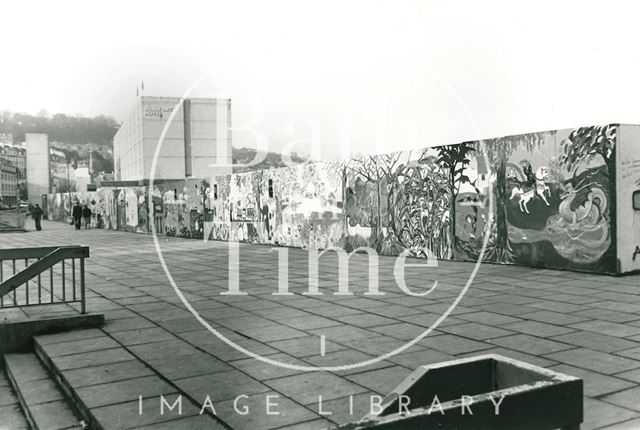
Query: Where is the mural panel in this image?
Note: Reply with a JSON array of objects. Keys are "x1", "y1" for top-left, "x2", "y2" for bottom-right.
[{"x1": 501, "y1": 127, "x2": 615, "y2": 273}]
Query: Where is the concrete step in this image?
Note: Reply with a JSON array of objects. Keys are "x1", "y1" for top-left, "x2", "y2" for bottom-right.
[
  {"x1": 32, "y1": 328, "x2": 228, "y2": 430},
  {"x1": 0, "y1": 370, "x2": 30, "y2": 430},
  {"x1": 4, "y1": 352, "x2": 84, "y2": 430}
]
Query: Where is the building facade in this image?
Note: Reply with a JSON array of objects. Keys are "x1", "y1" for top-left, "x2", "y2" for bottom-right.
[
  {"x1": 113, "y1": 96, "x2": 232, "y2": 181},
  {"x1": 0, "y1": 141, "x2": 27, "y2": 202},
  {"x1": 0, "y1": 145, "x2": 26, "y2": 172},
  {"x1": 0, "y1": 158, "x2": 18, "y2": 207}
]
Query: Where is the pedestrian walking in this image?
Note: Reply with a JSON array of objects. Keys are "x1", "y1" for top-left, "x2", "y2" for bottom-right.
[
  {"x1": 72, "y1": 201, "x2": 82, "y2": 230},
  {"x1": 32, "y1": 204, "x2": 43, "y2": 231},
  {"x1": 82, "y1": 204, "x2": 92, "y2": 229}
]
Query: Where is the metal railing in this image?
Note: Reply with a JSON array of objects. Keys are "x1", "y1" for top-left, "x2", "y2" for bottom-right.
[{"x1": 0, "y1": 246, "x2": 90, "y2": 313}]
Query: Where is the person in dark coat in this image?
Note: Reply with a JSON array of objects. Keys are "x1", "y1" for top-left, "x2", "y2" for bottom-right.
[
  {"x1": 32, "y1": 204, "x2": 43, "y2": 231},
  {"x1": 82, "y1": 204, "x2": 92, "y2": 229},
  {"x1": 72, "y1": 202, "x2": 82, "y2": 230}
]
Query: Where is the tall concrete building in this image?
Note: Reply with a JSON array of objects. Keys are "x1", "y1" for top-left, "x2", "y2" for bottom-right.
[
  {"x1": 113, "y1": 96, "x2": 232, "y2": 181},
  {"x1": 25, "y1": 133, "x2": 50, "y2": 204}
]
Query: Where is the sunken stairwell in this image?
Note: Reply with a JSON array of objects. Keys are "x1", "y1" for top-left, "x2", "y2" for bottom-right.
[
  {"x1": 10, "y1": 328, "x2": 229, "y2": 430},
  {"x1": 4, "y1": 352, "x2": 84, "y2": 430},
  {"x1": 0, "y1": 369, "x2": 29, "y2": 430}
]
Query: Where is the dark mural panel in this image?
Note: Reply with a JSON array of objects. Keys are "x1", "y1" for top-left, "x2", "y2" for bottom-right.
[
  {"x1": 46, "y1": 125, "x2": 618, "y2": 274},
  {"x1": 501, "y1": 126, "x2": 615, "y2": 274}
]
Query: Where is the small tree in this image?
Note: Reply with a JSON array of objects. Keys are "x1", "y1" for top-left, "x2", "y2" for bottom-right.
[
  {"x1": 324, "y1": 159, "x2": 352, "y2": 237},
  {"x1": 560, "y1": 125, "x2": 616, "y2": 176},
  {"x1": 349, "y1": 155, "x2": 386, "y2": 245},
  {"x1": 481, "y1": 132, "x2": 547, "y2": 263},
  {"x1": 436, "y1": 142, "x2": 475, "y2": 247}
]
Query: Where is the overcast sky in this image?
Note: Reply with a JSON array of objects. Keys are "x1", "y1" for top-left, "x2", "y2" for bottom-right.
[{"x1": 3, "y1": 0, "x2": 640, "y2": 159}]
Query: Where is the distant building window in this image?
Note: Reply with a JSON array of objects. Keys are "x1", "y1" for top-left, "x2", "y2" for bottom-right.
[
  {"x1": 268, "y1": 179, "x2": 274, "y2": 198},
  {"x1": 213, "y1": 184, "x2": 218, "y2": 200}
]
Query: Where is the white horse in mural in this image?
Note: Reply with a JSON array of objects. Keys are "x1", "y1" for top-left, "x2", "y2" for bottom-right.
[
  {"x1": 510, "y1": 185, "x2": 551, "y2": 214},
  {"x1": 510, "y1": 187, "x2": 536, "y2": 214},
  {"x1": 510, "y1": 166, "x2": 551, "y2": 214}
]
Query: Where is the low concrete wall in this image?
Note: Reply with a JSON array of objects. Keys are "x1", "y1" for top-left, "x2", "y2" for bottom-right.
[
  {"x1": 0, "y1": 210, "x2": 25, "y2": 232},
  {"x1": 0, "y1": 313, "x2": 104, "y2": 356}
]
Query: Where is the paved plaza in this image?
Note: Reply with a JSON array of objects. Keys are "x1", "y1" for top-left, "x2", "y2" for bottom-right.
[{"x1": 3, "y1": 220, "x2": 640, "y2": 429}]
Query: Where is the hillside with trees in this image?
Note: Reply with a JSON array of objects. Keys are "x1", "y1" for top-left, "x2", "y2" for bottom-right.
[
  {"x1": 0, "y1": 111, "x2": 118, "y2": 147},
  {"x1": 0, "y1": 110, "x2": 308, "y2": 174}
]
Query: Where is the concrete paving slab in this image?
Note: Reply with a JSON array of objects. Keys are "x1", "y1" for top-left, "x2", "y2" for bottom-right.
[
  {"x1": 550, "y1": 331, "x2": 639, "y2": 353},
  {"x1": 75, "y1": 375, "x2": 176, "y2": 409},
  {"x1": 214, "y1": 391, "x2": 320, "y2": 430},
  {"x1": 131, "y1": 414, "x2": 227, "y2": 430},
  {"x1": 601, "y1": 386, "x2": 640, "y2": 412},
  {"x1": 62, "y1": 360, "x2": 155, "y2": 388},
  {"x1": 437, "y1": 321, "x2": 515, "y2": 340},
  {"x1": 45, "y1": 331, "x2": 114, "y2": 352},
  {"x1": 488, "y1": 334, "x2": 575, "y2": 355},
  {"x1": 265, "y1": 372, "x2": 368, "y2": 405},
  {"x1": 175, "y1": 369, "x2": 271, "y2": 403},
  {"x1": 46, "y1": 347, "x2": 137, "y2": 371},
  {"x1": 0, "y1": 403, "x2": 29, "y2": 430},
  {"x1": 91, "y1": 393, "x2": 213, "y2": 430},
  {"x1": 306, "y1": 391, "x2": 377, "y2": 426},
  {"x1": 545, "y1": 348, "x2": 640, "y2": 375},
  {"x1": 345, "y1": 365, "x2": 411, "y2": 395},
  {"x1": 582, "y1": 397, "x2": 639, "y2": 429},
  {"x1": 4, "y1": 353, "x2": 49, "y2": 383},
  {"x1": 548, "y1": 363, "x2": 636, "y2": 397}
]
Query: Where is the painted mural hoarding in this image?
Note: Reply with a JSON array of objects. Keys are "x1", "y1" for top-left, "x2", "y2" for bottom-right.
[{"x1": 47, "y1": 124, "x2": 620, "y2": 274}]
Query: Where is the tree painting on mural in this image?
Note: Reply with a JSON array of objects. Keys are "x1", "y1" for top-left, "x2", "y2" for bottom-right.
[
  {"x1": 268, "y1": 166, "x2": 304, "y2": 247},
  {"x1": 556, "y1": 125, "x2": 615, "y2": 270},
  {"x1": 383, "y1": 150, "x2": 451, "y2": 260},
  {"x1": 217, "y1": 174, "x2": 231, "y2": 223},
  {"x1": 335, "y1": 152, "x2": 404, "y2": 253},
  {"x1": 443, "y1": 143, "x2": 491, "y2": 262},
  {"x1": 324, "y1": 159, "x2": 352, "y2": 239},
  {"x1": 347, "y1": 155, "x2": 386, "y2": 250},
  {"x1": 480, "y1": 132, "x2": 546, "y2": 263},
  {"x1": 436, "y1": 142, "x2": 475, "y2": 257}
]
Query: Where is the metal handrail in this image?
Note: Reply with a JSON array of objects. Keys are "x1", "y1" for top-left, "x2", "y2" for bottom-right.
[
  {"x1": 0, "y1": 246, "x2": 88, "y2": 260},
  {"x1": 0, "y1": 246, "x2": 90, "y2": 313}
]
